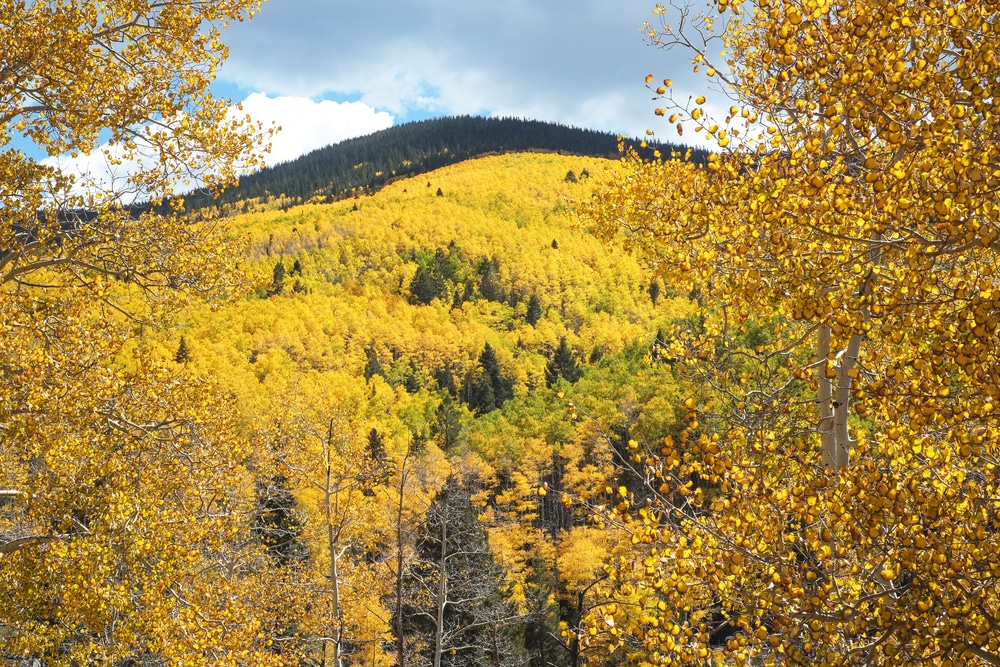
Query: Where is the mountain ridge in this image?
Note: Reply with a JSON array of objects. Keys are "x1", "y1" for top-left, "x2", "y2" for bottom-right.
[{"x1": 184, "y1": 115, "x2": 708, "y2": 211}]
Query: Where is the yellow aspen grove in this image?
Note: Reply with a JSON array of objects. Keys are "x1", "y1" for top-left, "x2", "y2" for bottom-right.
[
  {"x1": 586, "y1": 1, "x2": 1000, "y2": 665},
  {"x1": 0, "y1": 0, "x2": 273, "y2": 664}
]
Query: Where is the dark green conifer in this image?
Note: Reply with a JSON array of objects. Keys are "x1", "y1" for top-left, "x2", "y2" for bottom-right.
[
  {"x1": 363, "y1": 428, "x2": 390, "y2": 494},
  {"x1": 174, "y1": 336, "x2": 190, "y2": 364},
  {"x1": 433, "y1": 395, "x2": 463, "y2": 452},
  {"x1": 363, "y1": 347, "x2": 384, "y2": 380},
  {"x1": 480, "y1": 342, "x2": 513, "y2": 405},
  {"x1": 253, "y1": 474, "x2": 308, "y2": 566},
  {"x1": 462, "y1": 369, "x2": 496, "y2": 415},
  {"x1": 477, "y1": 257, "x2": 504, "y2": 303},
  {"x1": 433, "y1": 361, "x2": 458, "y2": 396},
  {"x1": 525, "y1": 295, "x2": 543, "y2": 326},
  {"x1": 409, "y1": 266, "x2": 446, "y2": 305},
  {"x1": 403, "y1": 359, "x2": 421, "y2": 393},
  {"x1": 649, "y1": 280, "x2": 661, "y2": 305},
  {"x1": 269, "y1": 259, "x2": 286, "y2": 295},
  {"x1": 545, "y1": 337, "x2": 583, "y2": 387}
]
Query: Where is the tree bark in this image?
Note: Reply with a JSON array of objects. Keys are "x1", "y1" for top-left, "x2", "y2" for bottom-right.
[
  {"x1": 324, "y1": 420, "x2": 343, "y2": 667},
  {"x1": 433, "y1": 512, "x2": 447, "y2": 667}
]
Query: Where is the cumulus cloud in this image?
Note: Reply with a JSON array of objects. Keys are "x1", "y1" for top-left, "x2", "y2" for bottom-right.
[
  {"x1": 241, "y1": 93, "x2": 393, "y2": 166},
  {"x1": 216, "y1": 0, "x2": 715, "y2": 141},
  {"x1": 41, "y1": 94, "x2": 394, "y2": 202}
]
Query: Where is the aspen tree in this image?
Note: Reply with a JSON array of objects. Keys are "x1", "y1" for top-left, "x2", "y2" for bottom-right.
[
  {"x1": 0, "y1": 1, "x2": 270, "y2": 663},
  {"x1": 586, "y1": 1, "x2": 1000, "y2": 664}
]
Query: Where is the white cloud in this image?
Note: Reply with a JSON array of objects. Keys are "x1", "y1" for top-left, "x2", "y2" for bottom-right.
[
  {"x1": 216, "y1": 0, "x2": 714, "y2": 141},
  {"x1": 41, "y1": 95, "x2": 394, "y2": 202},
  {"x1": 241, "y1": 93, "x2": 393, "y2": 166}
]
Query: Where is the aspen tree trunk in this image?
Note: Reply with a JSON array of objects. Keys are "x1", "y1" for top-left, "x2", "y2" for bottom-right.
[
  {"x1": 818, "y1": 324, "x2": 863, "y2": 473},
  {"x1": 433, "y1": 515, "x2": 447, "y2": 667},
  {"x1": 324, "y1": 420, "x2": 344, "y2": 667},
  {"x1": 818, "y1": 239, "x2": 877, "y2": 474},
  {"x1": 394, "y1": 461, "x2": 408, "y2": 667}
]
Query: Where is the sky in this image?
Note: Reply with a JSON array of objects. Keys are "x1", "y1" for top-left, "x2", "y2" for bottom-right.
[
  {"x1": 209, "y1": 0, "x2": 709, "y2": 166},
  {"x1": 40, "y1": 1, "x2": 717, "y2": 190}
]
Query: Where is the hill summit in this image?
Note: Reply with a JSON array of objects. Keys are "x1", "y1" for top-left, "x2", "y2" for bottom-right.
[{"x1": 183, "y1": 115, "x2": 706, "y2": 211}]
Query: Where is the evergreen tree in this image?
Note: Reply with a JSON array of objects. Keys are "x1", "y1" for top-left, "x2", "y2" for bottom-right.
[
  {"x1": 291, "y1": 258, "x2": 303, "y2": 276},
  {"x1": 432, "y1": 395, "x2": 464, "y2": 452},
  {"x1": 402, "y1": 359, "x2": 421, "y2": 393},
  {"x1": 477, "y1": 256, "x2": 504, "y2": 303},
  {"x1": 269, "y1": 259, "x2": 286, "y2": 296},
  {"x1": 174, "y1": 336, "x2": 190, "y2": 364},
  {"x1": 363, "y1": 346, "x2": 383, "y2": 380},
  {"x1": 400, "y1": 477, "x2": 524, "y2": 667},
  {"x1": 433, "y1": 246, "x2": 458, "y2": 282},
  {"x1": 362, "y1": 428, "x2": 390, "y2": 494},
  {"x1": 648, "y1": 280, "x2": 661, "y2": 305},
  {"x1": 409, "y1": 429, "x2": 427, "y2": 456},
  {"x1": 409, "y1": 265, "x2": 446, "y2": 305},
  {"x1": 252, "y1": 474, "x2": 308, "y2": 566},
  {"x1": 462, "y1": 368, "x2": 496, "y2": 415},
  {"x1": 479, "y1": 342, "x2": 514, "y2": 405},
  {"x1": 564, "y1": 170, "x2": 578, "y2": 183},
  {"x1": 525, "y1": 294, "x2": 543, "y2": 326},
  {"x1": 451, "y1": 285, "x2": 465, "y2": 311},
  {"x1": 545, "y1": 337, "x2": 583, "y2": 387},
  {"x1": 367, "y1": 427, "x2": 387, "y2": 464},
  {"x1": 433, "y1": 361, "x2": 458, "y2": 396}
]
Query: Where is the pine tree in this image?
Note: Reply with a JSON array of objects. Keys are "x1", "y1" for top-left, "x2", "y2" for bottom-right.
[
  {"x1": 525, "y1": 295, "x2": 543, "y2": 326},
  {"x1": 363, "y1": 346, "x2": 383, "y2": 380},
  {"x1": 433, "y1": 361, "x2": 458, "y2": 396},
  {"x1": 403, "y1": 359, "x2": 421, "y2": 393},
  {"x1": 462, "y1": 368, "x2": 496, "y2": 415},
  {"x1": 648, "y1": 280, "x2": 661, "y2": 305},
  {"x1": 477, "y1": 257, "x2": 504, "y2": 303},
  {"x1": 252, "y1": 474, "x2": 308, "y2": 566},
  {"x1": 269, "y1": 259, "x2": 286, "y2": 296},
  {"x1": 174, "y1": 336, "x2": 190, "y2": 364},
  {"x1": 479, "y1": 343, "x2": 513, "y2": 405},
  {"x1": 545, "y1": 337, "x2": 583, "y2": 387},
  {"x1": 432, "y1": 395, "x2": 464, "y2": 452},
  {"x1": 400, "y1": 476, "x2": 524, "y2": 667},
  {"x1": 363, "y1": 428, "x2": 390, "y2": 493},
  {"x1": 409, "y1": 266, "x2": 446, "y2": 305}
]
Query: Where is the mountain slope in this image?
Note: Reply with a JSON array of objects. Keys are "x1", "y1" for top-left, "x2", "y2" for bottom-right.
[
  {"x1": 176, "y1": 152, "x2": 688, "y2": 405},
  {"x1": 149, "y1": 151, "x2": 696, "y2": 666}
]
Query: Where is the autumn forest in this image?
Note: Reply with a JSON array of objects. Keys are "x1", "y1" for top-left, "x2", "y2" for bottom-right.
[{"x1": 4, "y1": 0, "x2": 1000, "y2": 666}]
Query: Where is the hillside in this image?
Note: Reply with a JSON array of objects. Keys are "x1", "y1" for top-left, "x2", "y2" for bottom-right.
[
  {"x1": 181, "y1": 115, "x2": 708, "y2": 212},
  {"x1": 153, "y1": 151, "x2": 696, "y2": 666}
]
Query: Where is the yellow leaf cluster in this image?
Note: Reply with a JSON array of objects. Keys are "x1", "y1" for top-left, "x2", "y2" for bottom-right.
[{"x1": 585, "y1": 1, "x2": 1000, "y2": 664}]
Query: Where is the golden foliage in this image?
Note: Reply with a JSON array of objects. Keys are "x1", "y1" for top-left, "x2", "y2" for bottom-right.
[
  {"x1": 0, "y1": 1, "x2": 276, "y2": 662},
  {"x1": 585, "y1": 1, "x2": 1000, "y2": 665}
]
